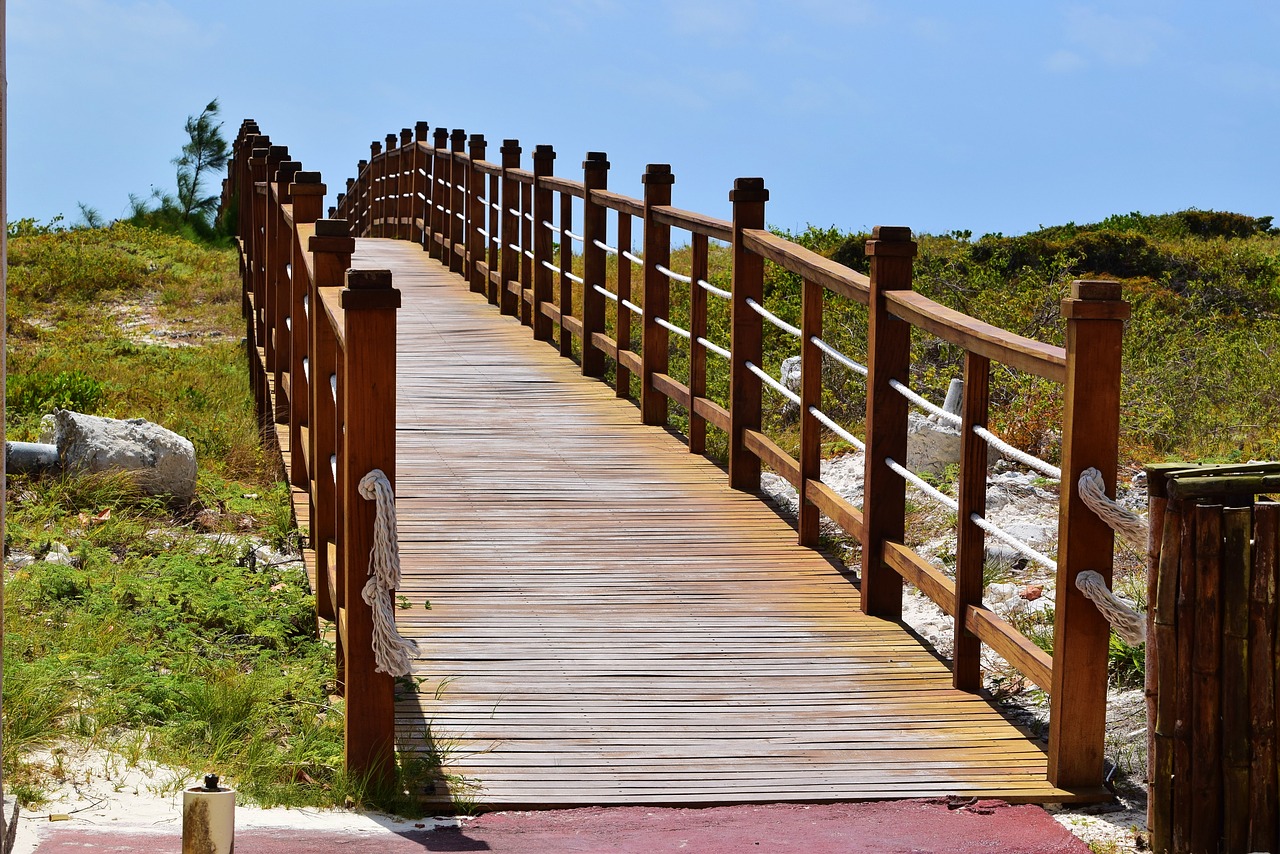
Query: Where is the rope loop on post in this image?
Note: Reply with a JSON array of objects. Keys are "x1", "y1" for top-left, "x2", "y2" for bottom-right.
[
  {"x1": 357, "y1": 468, "x2": 417, "y2": 676},
  {"x1": 1075, "y1": 570, "x2": 1146, "y2": 645},
  {"x1": 1079, "y1": 467, "x2": 1148, "y2": 549}
]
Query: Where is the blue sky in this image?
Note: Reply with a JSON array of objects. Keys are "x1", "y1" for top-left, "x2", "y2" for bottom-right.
[{"x1": 8, "y1": 0, "x2": 1279, "y2": 237}]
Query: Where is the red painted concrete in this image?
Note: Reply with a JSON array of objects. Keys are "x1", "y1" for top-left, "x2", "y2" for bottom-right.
[{"x1": 34, "y1": 799, "x2": 1090, "y2": 853}]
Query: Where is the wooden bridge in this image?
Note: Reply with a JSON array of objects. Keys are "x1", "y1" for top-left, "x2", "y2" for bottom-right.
[{"x1": 224, "y1": 120, "x2": 1127, "y2": 808}]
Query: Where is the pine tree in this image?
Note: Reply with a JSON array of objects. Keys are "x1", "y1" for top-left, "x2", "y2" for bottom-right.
[{"x1": 173, "y1": 99, "x2": 229, "y2": 227}]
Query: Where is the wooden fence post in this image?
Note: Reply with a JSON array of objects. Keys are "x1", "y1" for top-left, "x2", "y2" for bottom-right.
[
  {"x1": 953, "y1": 351, "x2": 991, "y2": 690},
  {"x1": 307, "y1": 218, "x2": 354, "y2": 625},
  {"x1": 468, "y1": 134, "x2": 488, "y2": 294},
  {"x1": 397, "y1": 129, "x2": 413, "y2": 240},
  {"x1": 532, "y1": 144, "x2": 556, "y2": 341},
  {"x1": 413, "y1": 122, "x2": 429, "y2": 247},
  {"x1": 1048, "y1": 279, "x2": 1129, "y2": 790},
  {"x1": 268, "y1": 155, "x2": 299, "y2": 426},
  {"x1": 688, "y1": 234, "x2": 710, "y2": 454},
  {"x1": 797, "y1": 273, "x2": 822, "y2": 547},
  {"x1": 354, "y1": 162, "x2": 367, "y2": 236},
  {"x1": 449, "y1": 129, "x2": 467, "y2": 275},
  {"x1": 641, "y1": 164, "x2": 674, "y2": 426},
  {"x1": 340, "y1": 268, "x2": 402, "y2": 789},
  {"x1": 727, "y1": 177, "x2": 767, "y2": 490},
  {"x1": 499, "y1": 139, "x2": 522, "y2": 318},
  {"x1": 370, "y1": 141, "x2": 384, "y2": 237},
  {"x1": 430, "y1": 128, "x2": 448, "y2": 260},
  {"x1": 288, "y1": 171, "x2": 325, "y2": 489},
  {"x1": 581, "y1": 152, "x2": 609, "y2": 377},
  {"x1": 861, "y1": 225, "x2": 916, "y2": 619}
]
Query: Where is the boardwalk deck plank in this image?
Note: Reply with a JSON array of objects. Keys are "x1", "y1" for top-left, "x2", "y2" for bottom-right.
[{"x1": 298, "y1": 238, "x2": 1083, "y2": 806}]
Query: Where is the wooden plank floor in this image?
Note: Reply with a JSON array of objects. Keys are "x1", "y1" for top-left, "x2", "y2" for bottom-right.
[{"x1": 343, "y1": 238, "x2": 1083, "y2": 807}]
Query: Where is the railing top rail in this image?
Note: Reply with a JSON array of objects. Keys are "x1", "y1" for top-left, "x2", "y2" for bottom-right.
[
  {"x1": 318, "y1": 287, "x2": 346, "y2": 349},
  {"x1": 295, "y1": 221, "x2": 318, "y2": 285},
  {"x1": 475, "y1": 160, "x2": 501, "y2": 176},
  {"x1": 885, "y1": 289, "x2": 1068, "y2": 382},
  {"x1": 653, "y1": 205, "x2": 731, "y2": 242},
  {"x1": 742, "y1": 228, "x2": 870, "y2": 305},
  {"x1": 539, "y1": 174, "x2": 585, "y2": 199},
  {"x1": 590, "y1": 188, "x2": 643, "y2": 218}
]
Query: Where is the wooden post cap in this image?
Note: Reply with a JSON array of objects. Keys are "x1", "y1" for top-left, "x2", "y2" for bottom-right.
[
  {"x1": 328, "y1": 206, "x2": 337, "y2": 218},
  {"x1": 1062, "y1": 279, "x2": 1131, "y2": 320},
  {"x1": 865, "y1": 226, "x2": 917, "y2": 257},
  {"x1": 400, "y1": 128, "x2": 413, "y2": 146},
  {"x1": 584, "y1": 151, "x2": 610, "y2": 170},
  {"x1": 346, "y1": 178, "x2": 355, "y2": 191},
  {"x1": 434, "y1": 127, "x2": 449, "y2": 147},
  {"x1": 316, "y1": 219, "x2": 350, "y2": 237},
  {"x1": 450, "y1": 129, "x2": 467, "y2": 151},
  {"x1": 470, "y1": 133, "x2": 486, "y2": 149},
  {"x1": 1071, "y1": 279, "x2": 1123, "y2": 301},
  {"x1": 385, "y1": 133, "x2": 397, "y2": 149},
  {"x1": 293, "y1": 171, "x2": 322, "y2": 184},
  {"x1": 644, "y1": 164, "x2": 675, "y2": 186},
  {"x1": 347, "y1": 269, "x2": 393, "y2": 289},
  {"x1": 370, "y1": 141, "x2": 382, "y2": 156},
  {"x1": 342, "y1": 269, "x2": 402, "y2": 310},
  {"x1": 729, "y1": 177, "x2": 766, "y2": 202},
  {"x1": 415, "y1": 121, "x2": 429, "y2": 141},
  {"x1": 358, "y1": 160, "x2": 368, "y2": 172},
  {"x1": 533, "y1": 144, "x2": 556, "y2": 161},
  {"x1": 250, "y1": 147, "x2": 270, "y2": 161},
  {"x1": 275, "y1": 161, "x2": 302, "y2": 184},
  {"x1": 268, "y1": 145, "x2": 289, "y2": 160}
]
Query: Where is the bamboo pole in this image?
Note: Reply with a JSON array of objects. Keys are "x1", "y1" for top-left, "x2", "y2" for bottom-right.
[{"x1": 1251, "y1": 503, "x2": 1279, "y2": 852}]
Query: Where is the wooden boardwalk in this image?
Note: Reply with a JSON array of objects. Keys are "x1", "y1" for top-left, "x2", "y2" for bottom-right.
[{"x1": 341, "y1": 238, "x2": 1079, "y2": 807}]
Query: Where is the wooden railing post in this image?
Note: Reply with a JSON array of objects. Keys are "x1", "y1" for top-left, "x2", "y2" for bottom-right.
[
  {"x1": 267, "y1": 153, "x2": 298, "y2": 426},
  {"x1": 397, "y1": 128, "x2": 413, "y2": 240},
  {"x1": 797, "y1": 273, "x2": 822, "y2": 547},
  {"x1": 641, "y1": 164, "x2": 674, "y2": 426},
  {"x1": 1048, "y1": 279, "x2": 1129, "y2": 789},
  {"x1": 688, "y1": 234, "x2": 710, "y2": 454},
  {"x1": 468, "y1": 134, "x2": 488, "y2": 294},
  {"x1": 413, "y1": 121, "x2": 429, "y2": 247},
  {"x1": 727, "y1": 177, "x2": 767, "y2": 489},
  {"x1": 953, "y1": 352, "x2": 992, "y2": 690},
  {"x1": 307, "y1": 218, "x2": 354, "y2": 625},
  {"x1": 449, "y1": 129, "x2": 467, "y2": 275},
  {"x1": 340, "y1": 268, "x2": 402, "y2": 788},
  {"x1": 288, "y1": 171, "x2": 325, "y2": 489},
  {"x1": 384, "y1": 134, "x2": 398, "y2": 236},
  {"x1": 354, "y1": 161, "x2": 368, "y2": 236},
  {"x1": 430, "y1": 127, "x2": 448, "y2": 260},
  {"x1": 580, "y1": 152, "x2": 609, "y2": 377},
  {"x1": 499, "y1": 139, "x2": 522, "y2": 317},
  {"x1": 531, "y1": 144, "x2": 556, "y2": 341},
  {"x1": 861, "y1": 226, "x2": 917, "y2": 619},
  {"x1": 369, "y1": 141, "x2": 383, "y2": 237}
]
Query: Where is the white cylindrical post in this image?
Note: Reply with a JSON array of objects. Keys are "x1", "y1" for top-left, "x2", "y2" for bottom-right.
[{"x1": 182, "y1": 774, "x2": 235, "y2": 854}]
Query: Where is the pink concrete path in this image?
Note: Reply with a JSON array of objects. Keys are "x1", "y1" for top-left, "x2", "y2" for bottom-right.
[{"x1": 33, "y1": 800, "x2": 1089, "y2": 853}]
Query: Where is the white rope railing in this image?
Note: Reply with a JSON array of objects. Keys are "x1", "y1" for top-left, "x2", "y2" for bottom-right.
[
  {"x1": 655, "y1": 316, "x2": 691, "y2": 339},
  {"x1": 564, "y1": 228, "x2": 585, "y2": 243},
  {"x1": 622, "y1": 250, "x2": 644, "y2": 267},
  {"x1": 809, "y1": 406, "x2": 866, "y2": 451},
  {"x1": 746, "y1": 361, "x2": 801, "y2": 406},
  {"x1": 540, "y1": 260, "x2": 585, "y2": 285},
  {"x1": 524, "y1": 212, "x2": 534, "y2": 222},
  {"x1": 976, "y1": 427, "x2": 1062, "y2": 480},
  {"x1": 698, "y1": 337, "x2": 731, "y2": 360},
  {"x1": 745, "y1": 298, "x2": 802, "y2": 338},
  {"x1": 356, "y1": 469, "x2": 417, "y2": 677},
  {"x1": 507, "y1": 207, "x2": 521, "y2": 218},
  {"x1": 885, "y1": 457, "x2": 958, "y2": 512},
  {"x1": 621, "y1": 298, "x2": 644, "y2": 316},
  {"x1": 541, "y1": 219, "x2": 561, "y2": 234},
  {"x1": 490, "y1": 201, "x2": 502, "y2": 213},
  {"x1": 889, "y1": 379, "x2": 961, "y2": 427},
  {"x1": 698, "y1": 279, "x2": 731, "y2": 300},
  {"x1": 655, "y1": 264, "x2": 692, "y2": 284},
  {"x1": 594, "y1": 239, "x2": 618, "y2": 255},
  {"x1": 811, "y1": 337, "x2": 868, "y2": 376},
  {"x1": 1076, "y1": 570, "x2": 1146, "y2": 645},
  {"x1": 970, "y1": 514, "x2": 1058, "y2": 572},
  {"x1": 593, "y1": 284, "x2": 618, "y2": 303},
  {"x1": 454, "y1": 211, "x2": 465, "y2": 221}
]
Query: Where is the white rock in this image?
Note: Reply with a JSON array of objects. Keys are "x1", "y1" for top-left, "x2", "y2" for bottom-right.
[
  {"x1": 905, "y1": 413, "x2": 961, "y2": 476},
  {"x1": 45, "y1": 542, "x2": 74, "y2": 565},
  {"x1": 40, "y1": 410, "x2": 197, "y2": 500}
]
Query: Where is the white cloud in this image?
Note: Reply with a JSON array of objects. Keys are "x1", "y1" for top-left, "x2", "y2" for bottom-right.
[
  {"x1": 1044, "y1": 49, "x2": 1087, "y2": 74},
  {"x1": 1056, "y1": 5, "x2": 1175, "y2": 69}
]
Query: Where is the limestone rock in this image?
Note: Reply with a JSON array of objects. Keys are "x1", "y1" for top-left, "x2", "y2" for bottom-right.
[{"x1": 40, "y1": 410, "x2": 197, "y2": 500}]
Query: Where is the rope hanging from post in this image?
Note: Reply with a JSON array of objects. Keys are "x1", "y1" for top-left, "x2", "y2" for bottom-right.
[
  {"x1": 1075, "y1": 570, "x2": 1146, "y2": 645},
  {"x1": 1079, "y1": 467, "x2": 1149, "y2": 549},
  {"x1": 357, "y1": 469, "x2": 417, "y2": 676},
  {"x1": 1074, "y1": 467, "x2": 1150, "y2": 645}
]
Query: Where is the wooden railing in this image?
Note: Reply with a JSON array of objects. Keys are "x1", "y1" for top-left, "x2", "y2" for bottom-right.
[
  {"x1": 331, "y1": 121, "x2": 1129, "y2": 793},
  {"x1": 223, "y1": 120, "x2": 402, "y2": 785}
]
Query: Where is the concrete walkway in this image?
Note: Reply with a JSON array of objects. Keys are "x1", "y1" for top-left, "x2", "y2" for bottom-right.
[{"x1": 31, "y1": 800, "x2": 1089, "y2": 853}]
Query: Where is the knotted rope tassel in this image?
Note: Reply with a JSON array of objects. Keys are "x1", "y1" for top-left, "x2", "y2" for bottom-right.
[
  {"x1": 1078, "y1": 467, "x2": 1149, "y2": 550},
  {"x1": 357, "y1": 469, "x2": 417, "y2": 676},
  {"x1": 1074, "y1": 467, "x2": 1149, "y2": 645},
  {"x1": 1075, "y1": 570, "x2": 1147, "y2": 645}
]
